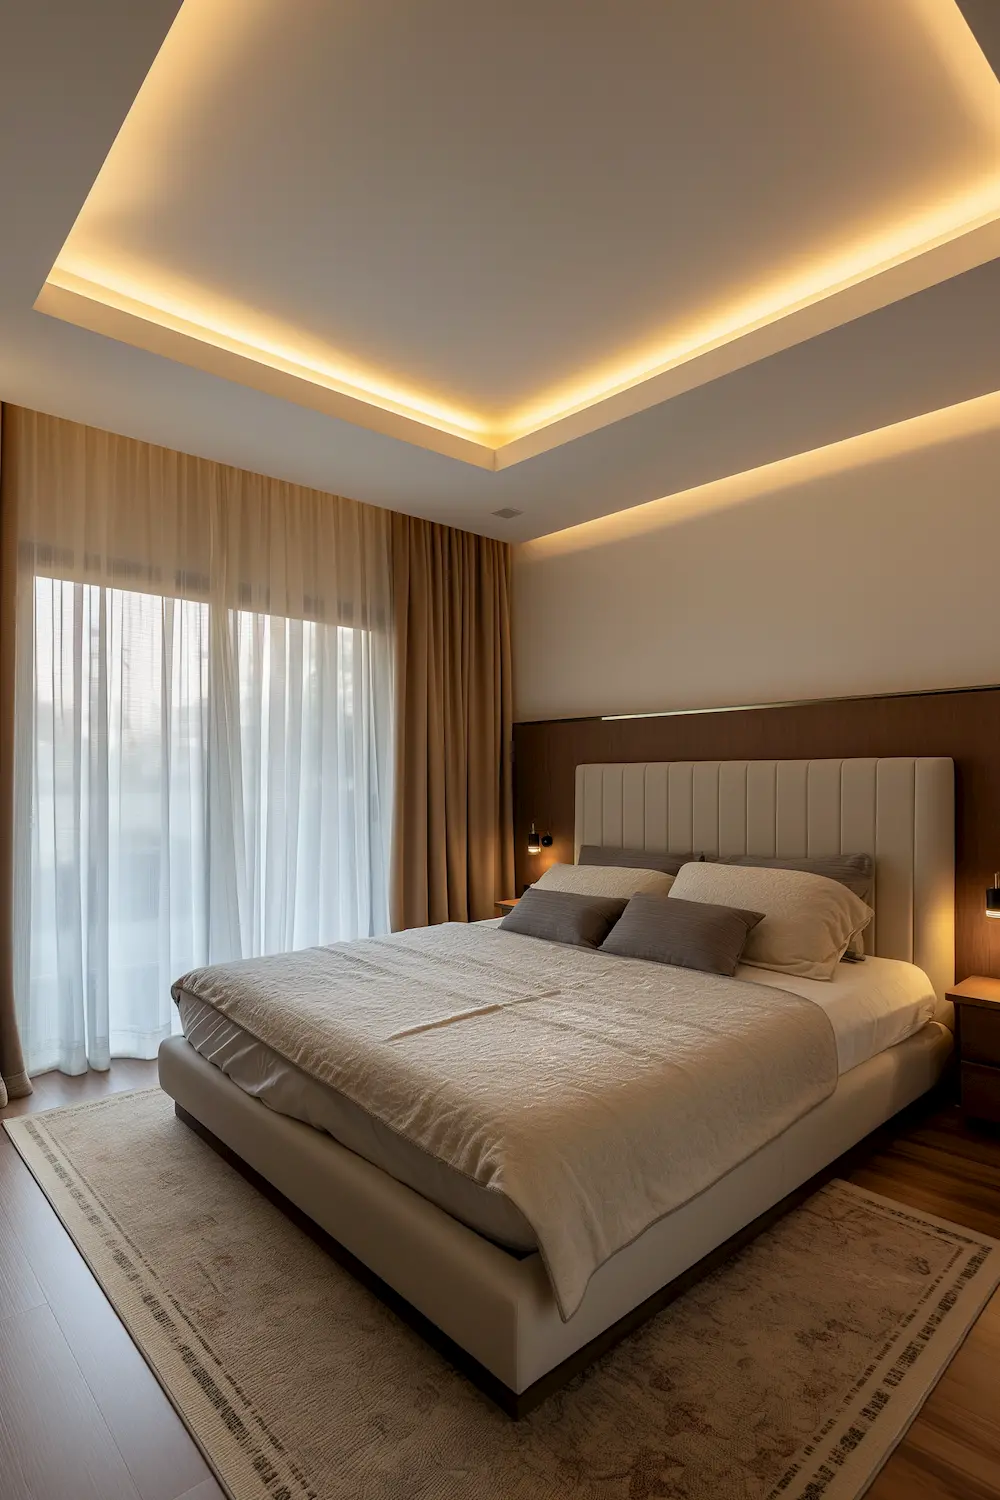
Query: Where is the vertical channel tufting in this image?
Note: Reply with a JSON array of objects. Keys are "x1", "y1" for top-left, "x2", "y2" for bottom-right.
[
  {"x1": 692, "y1": 763, "x2": 721, "y2": 855},
  {"x1": 621, "y1": 764, "x2": 646, "y2": 849},
  {"x1": 912, "y1": 759, "x2": 955, "y2": 999},
  {"x1": 775, "y1": 762, "x2": 809, "y2": 855},
  {"x1": 602, "y1": 765, "x2": 624, "y2": 848},
  {"x1": 718, "y1": 763, "x2": 749, "y2": 856},
  {"x1": 806, "y1": 761, "x2": 842, "y2": 855},
  {"x1": 840, "y1": 759, "x2": 878, "y2": 951},
  {"x1": 575, "y1": 758, "x2": 953, "y2": 995},
  {"x1": 581, "y1": 765, "x2": 604, "y2": 849},
  {"x1": 874, "y1": 759, "x2": 915, "y2": 963},
  {"x1": 644, "y1": 764, "x2": 665, "y2": 852},
  {"x1": 667, "y1": 763, "x2": 695, "y2": 855},
  {"x1": 745, "y1": 763, "x2": 777, "y2": 855}
]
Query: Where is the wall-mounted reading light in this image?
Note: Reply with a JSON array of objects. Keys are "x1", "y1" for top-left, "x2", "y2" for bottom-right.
[
  {"x1": 527, "y1": 823, "x2": 553, "y2": 855},
  {"x1": 987, "y1": 873, "x2": 1000, "y2": 918}
]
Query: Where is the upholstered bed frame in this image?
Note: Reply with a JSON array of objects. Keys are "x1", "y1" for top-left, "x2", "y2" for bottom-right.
[
  {"x1": 159, "y1": 757, "x2": 955, "y2": 1415},
  {"x1": 575, "y1": 758, "x2": 955, "y2": 1002}
]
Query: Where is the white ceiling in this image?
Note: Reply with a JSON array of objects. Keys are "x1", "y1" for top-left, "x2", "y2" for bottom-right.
[{"x1": 3, "y1": 0, "x2": 1000, "y2": 540}]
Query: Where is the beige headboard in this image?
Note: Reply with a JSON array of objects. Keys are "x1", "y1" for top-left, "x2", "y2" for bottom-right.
[{"x1": 574, "y1": 758, "x2": 955, "y2": 999}]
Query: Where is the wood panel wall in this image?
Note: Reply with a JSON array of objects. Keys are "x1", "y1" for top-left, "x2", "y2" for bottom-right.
[{"x1": 512, "y1": 685, "x2": 1000, "y2": 982}]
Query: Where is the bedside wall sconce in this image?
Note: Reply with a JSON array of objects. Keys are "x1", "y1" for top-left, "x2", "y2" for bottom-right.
[
  {"x1": 987, "y1": 873, "x2": 1000, "y2": 918},
  {"x1": 527, "y1": 822, "x2": 553, "y2": 855}
]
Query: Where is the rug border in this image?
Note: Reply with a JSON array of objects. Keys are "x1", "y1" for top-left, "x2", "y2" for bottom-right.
[
  {"x1": 5, "y1": 1092, "x2": 1000, "y2": 1500},
  {"x1": 771, "y1": 1182, "x2": 1000, "y2": 1499},
  {"x1": 4, "y1": 1097, "x2": 246, "y2": 1500}
]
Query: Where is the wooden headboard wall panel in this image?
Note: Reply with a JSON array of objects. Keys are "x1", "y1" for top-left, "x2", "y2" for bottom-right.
[{"x1": 512, "y1": 685, "x2": 1000, "y2": 983}]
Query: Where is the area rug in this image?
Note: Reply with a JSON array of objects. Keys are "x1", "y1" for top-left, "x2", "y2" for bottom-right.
[{"x1": 6, "y1": 1091, "x2": 1000, "y2": 1500}]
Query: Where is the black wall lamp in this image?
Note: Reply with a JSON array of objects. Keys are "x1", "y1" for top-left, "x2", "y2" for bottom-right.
[
  {"x1": 987, "y1": 873, "x2": 1000, "y2": 918},
  {"x1": 527, "y1": 822, "x2": 553, "y2": 856}
]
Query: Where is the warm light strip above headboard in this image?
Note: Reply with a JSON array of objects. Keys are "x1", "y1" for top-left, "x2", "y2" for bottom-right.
[{"x1": 600, "y1": 679, "x2": 1000, "y2": 722}]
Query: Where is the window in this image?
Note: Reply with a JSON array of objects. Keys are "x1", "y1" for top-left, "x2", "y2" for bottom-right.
[{"x1": 21, "y1": 578, "x2": 391, "y2": 1075}]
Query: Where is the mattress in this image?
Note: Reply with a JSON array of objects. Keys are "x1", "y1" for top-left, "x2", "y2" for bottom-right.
[
  {"x1": 176, "y1": 936, "x2": 938, "y2": 1255},
  {"x1": 733, "y1": 954, "x2": 938, "y2": 1074}
]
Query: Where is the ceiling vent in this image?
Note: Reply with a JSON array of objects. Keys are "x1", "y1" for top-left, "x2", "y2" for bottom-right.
[{"x1": 492, "y1": 507, "x2": 522, "y2": 519}]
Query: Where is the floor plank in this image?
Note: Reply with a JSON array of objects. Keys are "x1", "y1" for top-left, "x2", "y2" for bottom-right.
[
  {"x1": 2, "y1": 1070, "x2": 1000, "y2": 1499},
  {"x1": 853, "y1": 1109, "x2": 1000, "y2": 1499},
  {"x1": 172, "y1": 1482, "x2": 228, "y2": 1500},
  {"x1": 0, "y1": 1058, "x2": 159, "y2": 1119},
  {"x1": 1, "y1": 1063, "x2": 217, "y2": 1500},
  {"x1": 0, "y1": 1141, "x2": 216, "y2": 1500},
  {"x1": 0, "y1": 1196, "x2": 45, "y2": 1325},
  {"x1": 0, "y1": 1302, "x2": 142, "y2": 1500},
  {"x1": 0, "y1": 1375, "x2": 36, "y2": 1500},
  {"x1": 867, "y1": 1296, "x2": 1000, "y2": 1499}
]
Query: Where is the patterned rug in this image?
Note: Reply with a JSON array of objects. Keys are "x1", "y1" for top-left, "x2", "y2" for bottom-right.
[{"x1": 6, "y1": 1089, "x2": 1000, "y2": 1500}]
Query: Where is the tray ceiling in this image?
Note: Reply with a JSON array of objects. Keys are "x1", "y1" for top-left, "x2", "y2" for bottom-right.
[
  {"x1": 38, "y1": 0, "x2": 1000, "y2": 468},
  {"x1": 3, "y1": 0, "x2": 1000, "y2": 537}
]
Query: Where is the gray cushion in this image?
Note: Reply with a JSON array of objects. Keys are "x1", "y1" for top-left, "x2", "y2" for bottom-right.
[
  {"x1": 499, "y1": 888, "x2": 628, "y2": 948},
  {"x1": 578, "y1": 845, "x2": 699, "y2": 876},
  {"x1": 712, "y1": 853, "x2": 873, "y2": 958},
  {"x1": 713, "y1": 852, "x2": 872, "y2": 902},
  {"x1": 600, "y1": 893, "x2": 764, "y2": 976}
]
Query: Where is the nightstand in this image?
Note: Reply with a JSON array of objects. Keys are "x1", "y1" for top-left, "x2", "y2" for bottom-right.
[
  {"x1": 948, "y1": 976, "x2": 1000, "y2": 1125},
  {"x1": 495, "y1": 897, "x2": 520, "y2": 917}
]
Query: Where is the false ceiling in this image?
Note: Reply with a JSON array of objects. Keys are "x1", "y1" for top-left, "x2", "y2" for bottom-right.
[{"x1": 3, "y1": 0, "x2": 1000, "y2": 536}]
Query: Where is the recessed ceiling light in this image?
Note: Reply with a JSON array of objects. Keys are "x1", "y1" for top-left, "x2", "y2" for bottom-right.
[{"x1": 492, "y1": 507, "x2": 522, "y2": 519}]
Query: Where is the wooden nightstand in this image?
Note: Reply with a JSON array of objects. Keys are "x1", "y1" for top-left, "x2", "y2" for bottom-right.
[
  {"x1": 495, "y1": 897, "x2": 520, "y2": 917},
  {"x1": 948, "y1": 976, "x2": 1000, "y2": 1125}
]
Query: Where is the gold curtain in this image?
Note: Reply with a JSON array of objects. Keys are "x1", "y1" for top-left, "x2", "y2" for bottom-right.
[
  {"x1": 390, "y1": 513, "x2": 514, "y2": 928},
  {"x1": 12, "y1": 406, "x2": 390, "y2": 626},
  {"x1": 0, "y1": 408, "x2": 30, "y2": 1104},
  {"x1": 0, "y1": 403, "x2": 515, "y2": 1094},
  {"x1": 5, "y1": 406, "x2": 394, "y2": 1079}
]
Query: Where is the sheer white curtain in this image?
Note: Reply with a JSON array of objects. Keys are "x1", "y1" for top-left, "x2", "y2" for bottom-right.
[{"x1": 8, "y1": 409, "x2": 393, "y2": 1076}]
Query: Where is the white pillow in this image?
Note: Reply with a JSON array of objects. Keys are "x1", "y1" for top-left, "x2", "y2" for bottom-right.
[
  {"x1": 668, "y1": 862, "x2": 872, "y2": 981},
  {"x1": 534, "y1": 862, "x2": 675, "y2": 899}
]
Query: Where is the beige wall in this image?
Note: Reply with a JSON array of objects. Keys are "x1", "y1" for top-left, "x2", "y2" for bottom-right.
[{"x1": 513, "y1": 398, "x2": 1000, "y2": 721}]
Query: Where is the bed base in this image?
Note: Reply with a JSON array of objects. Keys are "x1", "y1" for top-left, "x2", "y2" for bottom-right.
[
  {"x1": 162, "y1": 1024, "x2": 952, "y2": 1419},
  {"x1": 175, "y1": 1092, "x2": 944, "y2": 1418}
]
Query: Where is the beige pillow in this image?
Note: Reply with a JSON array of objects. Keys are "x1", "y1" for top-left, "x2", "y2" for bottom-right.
[
  {"x1": 534, "y1": 862, "x2": 675, "y2": 899},
  {"x1": 668, "y1": 862, "x2": 872, "y2": 981}
]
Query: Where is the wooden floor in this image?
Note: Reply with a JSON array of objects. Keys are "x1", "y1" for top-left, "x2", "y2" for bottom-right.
[{"x1": 1, "y1": 1069, "x2": 999, "y2": 1500}]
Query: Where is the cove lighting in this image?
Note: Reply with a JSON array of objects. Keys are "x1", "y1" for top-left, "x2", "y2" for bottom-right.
[
  {"x1": 41, "y1": 183, "x2": 1000, "y2": 469},
  {"x1": 35, "y1": 0, "x2": 1000, "y2": 468},
  {"x1": 522, "y1": 387, "x2": 1000, "y2": 561}
]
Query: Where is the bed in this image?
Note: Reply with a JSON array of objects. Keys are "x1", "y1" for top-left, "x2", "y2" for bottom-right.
[{"x1": 158, "y1": 756, "x2": 955, "y2": 1414}]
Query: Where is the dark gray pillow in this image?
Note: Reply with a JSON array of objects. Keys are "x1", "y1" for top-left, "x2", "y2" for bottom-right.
[
  {"x1": 499, "y1": 888, "x2": 627, "y2": 948},
  {"x1": 578, "y1": 845, "x2": 700, "y2": 876},
  {"x1": 713, "y1": 852, "x2": 872, "y2": 903},
  {"x1": 600, "y1": 894, "x2": 764, "y2": 976}
]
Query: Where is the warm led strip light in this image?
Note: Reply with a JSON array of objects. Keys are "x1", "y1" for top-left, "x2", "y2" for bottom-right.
[
  {"x1": 41, "y1": 183, "x2": 1000, "y2": 467},
  {"x1": 521, "y1": 386, "x2": 1000, "y2": 558},
  {"x1": 42, "y1": 267, "x2": 489, "y2": 445},
  {"x1": 601, "y1": 681, "x2": 1000, "y2": 722},
  {"x1": 501, "y1": 185, "x2": 1000, "y2": 444},
  {"x1": 36, "y1": 0, "x2": 1000, "y2": 468}
]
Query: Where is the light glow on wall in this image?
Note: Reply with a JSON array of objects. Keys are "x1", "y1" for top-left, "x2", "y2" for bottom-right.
[
  {"x1": 521, "y1": 387, "x2": 1000, "y2": 558},
  {"x1": 37, "y1": 0, "x2": 1000, "y2": 466},
  {"x1": 43, "y1": 267, "x2": 490, "y2": 442},
  {"x1": 499, "y1": 182, "x2": 1000, "y2": 442}
]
